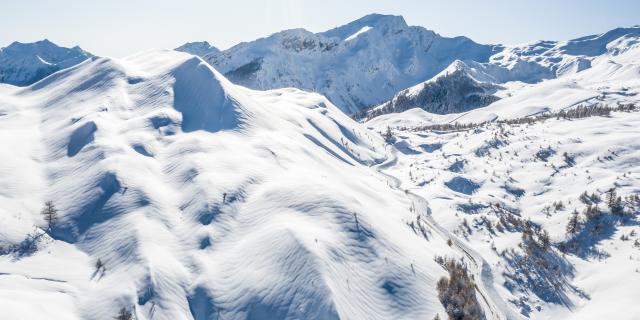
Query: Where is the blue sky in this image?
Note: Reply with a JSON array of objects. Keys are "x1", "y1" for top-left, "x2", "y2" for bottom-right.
[{"x1": 2, "y1": 0, "x2": 639, "y2": 57}]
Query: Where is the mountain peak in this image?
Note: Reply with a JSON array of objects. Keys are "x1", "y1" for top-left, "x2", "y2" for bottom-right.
[
  {"x1": 175, "y1": 41, "x2": 220, "y2": 58},
  {"x1": 0, "y1": 39, "x2": 93, "y2": 86},
  {"x1": 321, "y1": 13, "x2": 408, "y2": 40},
  {"x1": 354, "y1": 13, "x2": 407, "y2": 26}
]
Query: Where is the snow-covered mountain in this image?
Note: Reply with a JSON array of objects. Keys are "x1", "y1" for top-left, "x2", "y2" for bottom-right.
[
  {"x1": 490, "y1": 26, "x2": 640, "y2": 80},
  {"x1": 2, "y1": 14, "x2": 640, "y2": 320},
  {"x1": 175, "y1": 41, "x2": 220, "y2": 58},
  {"x1": 367, "y1": 25, "x2": 640, "y2": 118},
  {"x1": 0, "y1": 39, "x2": 92, "y2": 86},
  {"x1": 182, "y1": 14, "x2": 638, "y2": 116},
  {"x1": 369, "y1": 30, "x2": 640, "y2": 127},
  {"x1": 364, "y1": 60, "x2": 502, "y2": 118},
  {"x1": 0, "y1": 50, "x2": 466, "y2": 320},
  {"x1": 200, "y1": 14, "x2": 500, "y2": 114}
]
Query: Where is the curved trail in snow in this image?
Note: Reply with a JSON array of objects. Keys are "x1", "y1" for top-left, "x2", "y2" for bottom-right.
[{"x1": 373, "y1": 146, "x2": 522, "y2": 320}]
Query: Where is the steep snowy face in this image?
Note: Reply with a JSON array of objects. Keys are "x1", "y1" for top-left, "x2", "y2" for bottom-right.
[
  {"x1": 0, "y1": 50, "x2": 456, "y2": 320},
  {"x1": 205, "y1": 14, "x2": 498, "y2": 114},
  {"x1": 0, "y1": 39, "x2": 92, "y2": 86},
  {"x1": 175, "y1": 41, "x2": 220, "y2": 58}
]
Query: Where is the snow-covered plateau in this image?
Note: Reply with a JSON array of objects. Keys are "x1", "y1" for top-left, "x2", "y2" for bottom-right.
[{"x1": 1, "y1": 13, "x2": 639, "y2": 320}]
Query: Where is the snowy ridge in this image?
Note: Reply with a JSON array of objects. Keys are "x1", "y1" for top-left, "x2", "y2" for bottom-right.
[
  {"x1": 0, "y1": 50, "x2": 463, "y2": 319},
  {"x1": 491, "y1": 26, "x2": 640, "y2": 79},
  {"x1": 192, "y1": 16, "x2": 640, "y2": 116}
]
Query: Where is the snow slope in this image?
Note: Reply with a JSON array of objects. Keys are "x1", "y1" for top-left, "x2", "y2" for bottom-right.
[
  {"x1": 0, "y1": 39, "x2": 92, "y2": 86},
  {"x1": 203, "y1": 14, "x2": 499, "y2": 114},
  {"x1": 0, "y1": 50, "x2": 464, "y2": 320}
]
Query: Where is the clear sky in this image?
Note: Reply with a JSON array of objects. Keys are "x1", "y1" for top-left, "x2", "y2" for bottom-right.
[{"x1": 2, "y1": 0, "x2": 639, "y2": 57}]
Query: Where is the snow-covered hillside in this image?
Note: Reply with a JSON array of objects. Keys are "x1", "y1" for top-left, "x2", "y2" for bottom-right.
[
  {"x1": 0, "y1": 39, "x2": 92, "y2": 86},
  {"x1": 367, "y1": 103, "x2": 640, "y2": 320},
  {"x1": 0, "y1": 50, "x2": 473, "y2": 320},
  {"x1": 175, "y1": 41, "x2": 220, "y2": 58},
  {"x1": 200, "y1": 14, "x2": 499, "y2": 114}
]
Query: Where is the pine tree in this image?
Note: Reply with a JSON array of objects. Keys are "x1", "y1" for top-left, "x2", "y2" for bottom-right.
[
  {"x1": 579, "y1": 191, "x2": 590, "y2": 204},
  {"x1": 383, "y1": 126, "x2": 394, "y2": 143},
  {"x1": 566, "y1": 210, "x2": 581, "y2": 236},
  {"x1": 538, "y1": 229, "x2": 551, "y2": 251},
  {"x1": 606, "y1": 188, "x2": 618, "y2": 211},
  {"x1": 41, "y1": 201, "x2": 58, "y2": 230},
  {"x1": 584, "y1": 205, "x2": 602, "y2": 222}
]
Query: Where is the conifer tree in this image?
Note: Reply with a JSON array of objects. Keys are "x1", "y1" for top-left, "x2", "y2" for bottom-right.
[
  {"x1": 566, "y1": 210, "x2": 581, "y2": 236},
  {"x1": 41, "y1": 201, "x2": 58, "y2": 230}
]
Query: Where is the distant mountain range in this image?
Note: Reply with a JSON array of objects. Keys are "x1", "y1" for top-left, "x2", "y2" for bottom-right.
[
  {"x1": 201, "y1": 14, "x2": 499, "y2": 114},
  {"x1": 194, "y1": 15, "x2": 640, "y2": 116},
  {"x1": 2, "y1": 15, "x2": 639, "y2": 117},
  {"x1": 0, "y1": 39, "x2": 92, "y2": 86}
]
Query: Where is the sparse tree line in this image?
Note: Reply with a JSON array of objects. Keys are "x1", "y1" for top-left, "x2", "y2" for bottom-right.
[
  {"x1": 467, "y1": 203, "x2": 577, "y2": 306},
  {"x1": 385, "y1": 102, "x2": 639, "y2": 133}
]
